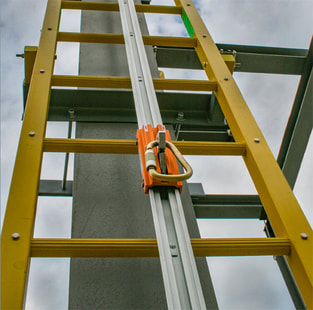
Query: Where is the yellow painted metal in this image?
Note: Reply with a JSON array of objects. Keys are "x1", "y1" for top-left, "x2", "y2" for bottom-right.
[
  {"x1": 31, "y1": 238, "x2": 290, "y2": 257},
  {"x1": 61, "y1": 1, "x2": 182, "y2": 15},
  {"x1": 43, "y1": 138, "x2": 138, "y2": 154},
  {"x1": 176, "y1": 0, "x2": 313, "y2": 306},
  {"x1": 221, "y1": 54, "x2": 236, "y2": 74},
  {"x1": 24, "y1": 46, "x2": 38, "y2": 84},
  {"x1": 57, "y1": 32, "x2": 197, "y2": 47},
  {"x1": 42, "y1": 138, "x2": 245, "y2": 156},
  {"x1": 51, "y1": 75, "x2": 217, "y2": 91},
  {"x1": 0, "y1": 1, "x2": 61, "y2": 309}
]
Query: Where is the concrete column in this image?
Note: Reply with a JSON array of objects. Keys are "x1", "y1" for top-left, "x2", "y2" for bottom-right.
[{"x1": 69, "y1": 1, "x2": 218, "y2": 309}]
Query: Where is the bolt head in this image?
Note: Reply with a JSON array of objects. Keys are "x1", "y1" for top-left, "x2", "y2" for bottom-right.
[
  {"x1": 301, "y1": 233, "x2": 308, "y2": 240},
  {"x1": 187, "y1": 3, "x2": 191, "y2": 6},
  {"x1": 202, "y1": 34, "x2": 207, "y2": 38},
  {"x1": 224, "y1": 77, "x2": 229, "y2": 81},
  {"x1": 202, "y1": 62, "x2": 207, "y2": 68},
  {"x1": 254, "y1": 138, "x2": 260, "y2": 143},
  {"x1": 12, "y1": 233, "x2": 20, "y2": 240},
  {"x1": 40, "y1": 69, "x2": 45, "y2": 73},
  {"x1": 29, "y1": 131, "x2": 36, "y2": 137},
  {"x1": 48, "y1": 27, "x2": 52, "y2": 30}
]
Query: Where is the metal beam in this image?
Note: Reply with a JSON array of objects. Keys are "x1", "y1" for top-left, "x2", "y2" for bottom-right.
[
  {"x1": 192, "y1": 195, "x2": 266, "y2": 220},
  {"x1": 277, "y1": 39, "x2": 313, "y2": 188},
  {"x1": 155, "y1": 45, "x2": 307, "y2": 74}
]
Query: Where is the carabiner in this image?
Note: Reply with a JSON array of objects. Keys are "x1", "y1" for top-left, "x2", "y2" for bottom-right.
[{"x1": 145, "y1": 140, "x2": 193, "y2": 182}]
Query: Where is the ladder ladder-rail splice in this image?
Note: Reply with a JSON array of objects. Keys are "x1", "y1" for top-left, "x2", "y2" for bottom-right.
[{"x1": 1, "y1": 0, "x2": 312, "y2": 309}]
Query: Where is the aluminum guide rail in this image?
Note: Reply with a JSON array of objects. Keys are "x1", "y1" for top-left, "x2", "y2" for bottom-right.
[{"x1": 118, "y1": 0, "x2": 206, "y2": 308}]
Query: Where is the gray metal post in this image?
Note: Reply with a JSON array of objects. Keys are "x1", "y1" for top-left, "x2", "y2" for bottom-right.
[{"x1": 69, "y1": 1, "x2": 218, "y2": 309}]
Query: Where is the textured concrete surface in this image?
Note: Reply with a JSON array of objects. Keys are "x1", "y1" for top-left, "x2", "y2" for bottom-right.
[{"x1": 69, "y1": 0, "x2": 218, "y2": 309}]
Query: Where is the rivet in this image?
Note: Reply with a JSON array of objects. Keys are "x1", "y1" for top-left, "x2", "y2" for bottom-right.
[
  {"x1": 301, "y1": 233, "x2": 308, "y2": 240},
  {"x1": 254, "y1": 138, "x2": 260, "y2": 143},
  {"x1": 202, "y1": 62, "x2": 207, "y2": 68},
  {"x1": 202, "y1": 34, "x2": 207, "y2": 38},
  {"x1": 187, "y1": 3, "x2": 191, "y2": 6},
  {"x1": 224, "y1": 77, "x2": 229, "y2": 81},
  {"x1": 29, "y1": 131, "x2": 36, "y2": 137},
  {"x1": 40, "y1": 69, "x2": 45, "y2": 73},
  {"x1": 48, "y1": 27, "x2": 52, "y2": 30},
  {"x1": 12, "y1": 233, "x2": 20, "y2": 240}
]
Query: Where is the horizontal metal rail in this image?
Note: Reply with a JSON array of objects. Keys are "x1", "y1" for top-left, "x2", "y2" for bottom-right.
[
  {"x1": 61, "y1": 1, "x2": 182, "y2": 14},
  {"x1": 57, "y1": 32, "x2": 197, "y2": 47},
  {"x1": 31, "y1": 238, "x2": 291, "y2": 257},
  {"x1": 42, "y1": 138, "x2": 246, "y2": 155},
  {"x1": 51, "y1": 75, "x2": 216, "y2": 91}
]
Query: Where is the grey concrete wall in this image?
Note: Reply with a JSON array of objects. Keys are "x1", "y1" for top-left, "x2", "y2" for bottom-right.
[{"x1": 69, "y1": 1, "x2": 218, "y2": 309}]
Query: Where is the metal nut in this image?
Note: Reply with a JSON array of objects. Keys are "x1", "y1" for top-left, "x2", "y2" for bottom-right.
[{"x1": 12, "y1": 233, "x2": 20, "y2": 240}]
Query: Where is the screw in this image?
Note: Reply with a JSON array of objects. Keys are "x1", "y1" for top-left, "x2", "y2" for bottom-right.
[
  {"x1": 40, "y1": 69, "x2": 45, "y2": 73},
  {"x1": 301, "y1": 233, "x2": 308, "y2": 240},
  {"x1": 202, "y1": 34, "x2": 207, "y2": 38},
  {"x1": 224, "y1": 77, "x2": 229, "y2": 81},
  {"x1": 29, "y1": 131, "x2": 36, "y2": 137},
  {"x1": 48, "y1": 27, "x2": 52, "y2": 30},
  {"x1": 254, "y1": 138, "x2": 260, "y2": 143},
  {"x1": 12, "y1": 233, "x2": 20, "y2": 240}
]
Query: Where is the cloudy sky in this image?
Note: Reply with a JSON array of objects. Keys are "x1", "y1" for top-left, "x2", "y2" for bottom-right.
[{"x1": 1, "y1": 0, "x2": 312, "y2": 309}]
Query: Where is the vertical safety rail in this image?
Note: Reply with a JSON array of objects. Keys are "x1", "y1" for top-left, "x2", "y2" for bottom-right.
[
  {"x1": 1, "y1": 0, "x2": 62, "y2": 309},
  {"x1": 118, "y1": 0, "x2": 206, "y2": 308},
  {"x1": 175, "y1": 0, "x2": 313, "y2": 307}
]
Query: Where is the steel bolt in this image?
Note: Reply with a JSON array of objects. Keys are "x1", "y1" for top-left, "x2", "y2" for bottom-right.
[
  {"x1": 29, "y1": 131, "x2": 36, "y2": 137},
  {"x1": 12, "y1": 233, "x2": 20, "y2": 240},
  {"x1": 48, "y1": 27, "x2": 52, "y2": 30},
  {"x1": 254, "y1": 138, "x2": 260, "y2": 143},
  {"x1": 187, "y1": 3, "x2": 191, "y2": 6},
  {"x1": 68, "y1": 109, "x2": 76, "y2": 119},
  {"x1": 202, "y1": 34, "x2": 207, "y2": 38},
  {"x1": 202, "y1": 62, "x2": 207, "y2": 68},
  {"x1": 301, "y1": 233, "x2": 308, "y2": 240},
  {"x1": 224, "y1": 77, "x2": 229, "y2": 81},
  {"x1": 176, "y1": 112, "x2": 185, "y2": 122},
  {"x1": 40, "y1": 69, "x2": 45, "y2": 73}
]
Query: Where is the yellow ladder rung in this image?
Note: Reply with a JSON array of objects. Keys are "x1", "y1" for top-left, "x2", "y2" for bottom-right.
[
  {"x1": 57, "y1": 32, "x2": 197, "y2": 48},
  {"x1": 61, "y1": 1, "x2": 182, "y2": 15},
  {"x1": 43, "y1": 138, "x2": 246, "y2": 156},
  {"x1": 31, "y1": 238, "x2": 291, "y2": 257},
  {"x1": 51, "y1": 75, "x2": 217, "y2": 91}
]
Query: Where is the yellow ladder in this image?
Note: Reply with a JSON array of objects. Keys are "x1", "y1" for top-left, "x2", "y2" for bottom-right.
[{"x1": 1, "y1": 0, "x2": 312, "y2": 309}]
